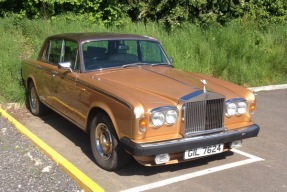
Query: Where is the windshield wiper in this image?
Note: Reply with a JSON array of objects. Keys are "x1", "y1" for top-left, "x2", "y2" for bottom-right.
[
  {"x1": 122, "y1": 63, "x2": 149, "y2": 68},
  {"x1": 122, "y1": 62, "x2": 171, "y2": 68},
  {"x1": 150, "y1": 63, "x2": 171, "y2": 67}
]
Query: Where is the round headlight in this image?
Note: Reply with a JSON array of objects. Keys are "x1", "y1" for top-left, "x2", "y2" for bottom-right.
[
  {"x1": 165, "y1": 110, "x2": 178, "y2": 125},
  {"x1": 237, "y1": 102, "x2": 247, "y2": 115},
  {"x1": 151, "y1": 112, "x2": 165, "y2": 127},
  {"x1": 226, "y1": 103, "x2": 237, "y2": 117}
]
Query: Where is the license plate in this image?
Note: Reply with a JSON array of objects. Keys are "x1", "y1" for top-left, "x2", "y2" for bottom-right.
[{"x1": 184, "y1": 144, "x2": 224, "y2": 160}]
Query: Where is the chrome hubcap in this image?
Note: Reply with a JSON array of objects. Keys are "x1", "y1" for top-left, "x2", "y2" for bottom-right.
[
  {"x1": 30, "y1": 87, "x2": 37, "y2": 110},
  {"x1": 95, "y1": 123, "x2": 113, "y2": 160}
]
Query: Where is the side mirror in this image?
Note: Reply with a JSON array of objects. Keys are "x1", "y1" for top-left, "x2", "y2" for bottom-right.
[
  {"x1": 59, "y1": 61, "x2": 71, "y2": 68},
  {"x1": 58, "y1": 62, "x2": 71, "y2": 70},
  {"x1": 58, "y1": 62, "x2": 72, "y2": 72},
  {"x1": 169, "y1": 58, "x2": 174, "y2": 65}
]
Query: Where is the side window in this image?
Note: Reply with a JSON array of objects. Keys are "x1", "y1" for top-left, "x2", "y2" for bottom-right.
[
  {"x1": 63, "y1": 40, "x2": 80, "y2": 70},
  {"x1": 45, "y1": 39, "x2": 80, "y2": 70},
  {"x1": 45, "y1": 40, "x2": 62, "y2": 65}
]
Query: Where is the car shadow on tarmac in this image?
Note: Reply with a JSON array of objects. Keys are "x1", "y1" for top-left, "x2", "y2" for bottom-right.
[
  {"x1": 115, "y1": 151, "x2": 234, "y2": 176},
  {"x1": 39, "y1": 111, "x2": 235, "y2": 176},
  {"x1": 39, "y1": 112, "x2": 94, "y2": 159}
]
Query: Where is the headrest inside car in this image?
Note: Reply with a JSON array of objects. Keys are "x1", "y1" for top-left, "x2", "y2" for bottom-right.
[{"x1": 118, "y1": 44, "x2": 129, "y2": 51}]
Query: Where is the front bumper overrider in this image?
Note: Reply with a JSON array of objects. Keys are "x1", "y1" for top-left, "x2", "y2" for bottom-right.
[{"x1": 120, "y1": 124, "x2": 260, "y2": 156}]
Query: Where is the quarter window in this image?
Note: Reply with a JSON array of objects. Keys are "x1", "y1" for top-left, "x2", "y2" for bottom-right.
[{"x1": 46, "y1": 40, "x2": 62, "y2": 64}]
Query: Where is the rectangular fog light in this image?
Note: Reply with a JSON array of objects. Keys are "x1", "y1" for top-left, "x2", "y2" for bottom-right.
[
  {"x1": 230, "y1": 140, "x2": 242, "y2": 149},
  {"x1": 155, "y1": 153, "x2": 170, "y2": 165}
]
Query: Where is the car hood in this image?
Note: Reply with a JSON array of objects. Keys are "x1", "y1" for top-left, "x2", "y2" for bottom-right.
[{"x1": 89, "y1": 66, "x2": 249, "y2": 105}]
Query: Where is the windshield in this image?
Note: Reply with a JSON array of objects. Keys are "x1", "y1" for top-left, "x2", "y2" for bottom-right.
[{"x1": 82, "y1": 40, "x2": 170, "y2": 71}]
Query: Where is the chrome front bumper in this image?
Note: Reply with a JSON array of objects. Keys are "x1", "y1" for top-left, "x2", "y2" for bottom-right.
[{"x1": 120, "y1": 124, "x2": 260, "y2": 156}]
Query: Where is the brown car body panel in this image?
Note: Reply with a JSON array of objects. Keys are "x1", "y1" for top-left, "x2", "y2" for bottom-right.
[{"x1": 22, "y1": 32, "x2": 259, "y2": 166}]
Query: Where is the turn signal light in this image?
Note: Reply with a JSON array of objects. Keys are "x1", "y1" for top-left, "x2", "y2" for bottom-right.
[
  {"x1": 250, "y1": 101, "x2": 256, "y2": 114},
  {"x1": 139, "y1": 117, "x2": 147, "y2": 133}
]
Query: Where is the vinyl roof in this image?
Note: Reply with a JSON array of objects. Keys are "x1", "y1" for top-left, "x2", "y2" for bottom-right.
[{"x1": 49, "y1": 32, "x2": 159, "y2": 42}]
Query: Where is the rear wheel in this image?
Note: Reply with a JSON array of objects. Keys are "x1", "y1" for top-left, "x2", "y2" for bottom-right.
[
  {"x1": 90, "y1": 112, "x2": 131, "y2": 171},
  {"x1": 28, "y1": 82, "x2": 48, "y2": 116}
]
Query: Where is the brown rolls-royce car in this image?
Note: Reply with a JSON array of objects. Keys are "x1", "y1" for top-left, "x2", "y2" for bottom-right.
[{"x1": 21, "y1": 33, "x2": 259, "y2": 171}]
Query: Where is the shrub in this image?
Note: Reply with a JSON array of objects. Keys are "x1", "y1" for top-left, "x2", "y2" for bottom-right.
[{"x1": 0, "y1": 0, "x2": 128, "y2": 26}]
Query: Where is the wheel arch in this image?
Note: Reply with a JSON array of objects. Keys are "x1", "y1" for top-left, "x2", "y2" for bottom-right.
[
  {"x1": 89, "y1": 106, "x2": 132, "y2": 170},
  {"x1": 86, "y1": 107, "x2": 119, "y2": 139},
  {"x1": 86, "y1": 101, "x2": 134, "y2": 141},
  {"x1": 27, "y1": 77, "x2": 34, "y2": 88}
]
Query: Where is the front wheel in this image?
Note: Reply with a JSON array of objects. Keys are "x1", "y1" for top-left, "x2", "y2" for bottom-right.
[{"x1": 90, "y1": 113, "x2": 131, "y2": 171}]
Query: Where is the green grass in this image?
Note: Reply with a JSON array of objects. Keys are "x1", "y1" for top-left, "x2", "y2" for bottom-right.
[
  {"x1": 0, "y1": 18, "x2": 26, "y2": 103},
  {"x1": 0, "y1": 15, "x2": 286, "y2": 102}
]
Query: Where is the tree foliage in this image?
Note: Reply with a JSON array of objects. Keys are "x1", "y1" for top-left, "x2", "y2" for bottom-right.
[
  {"x1": 127, "y1": 0, "x2": 287, "y2": 29},
  {"x1": 0, "y1": 0, "x2": 286, "y2": 28},
  {"x1": 0, "y1": 0, "x2": 128, "y2": 26}
]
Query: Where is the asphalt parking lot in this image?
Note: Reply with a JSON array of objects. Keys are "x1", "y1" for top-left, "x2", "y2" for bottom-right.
[
  {"x1": 1, "y1": 89, "x2": 287, "y2": 192},
  {"x1": 0, "y1": 117, "x2": 81, "y2": 192}
]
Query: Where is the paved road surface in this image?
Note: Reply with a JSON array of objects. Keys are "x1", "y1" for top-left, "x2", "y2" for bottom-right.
[
  {"x1": 0, "y1": 115, "x2": 81, "y2": 192},
  {"x1": 1, "y1": 89, "x2": 286, "y2": 191}
]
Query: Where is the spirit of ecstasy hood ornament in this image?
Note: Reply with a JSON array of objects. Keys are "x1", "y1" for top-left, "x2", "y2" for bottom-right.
[{"x1": 200, "y1": 79, "x2": 207, "y2": 93}]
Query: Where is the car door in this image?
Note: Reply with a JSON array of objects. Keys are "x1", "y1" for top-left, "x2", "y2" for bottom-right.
[
  {"x1": 48, "y1": 39, "x2": 80, "y2": 122},
  {"x1": 35, "y1": 38, "x2": 62, "y2": 106}
]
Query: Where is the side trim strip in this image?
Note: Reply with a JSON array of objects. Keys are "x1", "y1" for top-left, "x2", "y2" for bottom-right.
[{"x1": 77, "y1": 80, "x2": 133, "y2": 110}]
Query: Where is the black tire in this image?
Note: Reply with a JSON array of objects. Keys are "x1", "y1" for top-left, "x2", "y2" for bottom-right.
[
  {"x1": 28, "y1": 82, "x2": 48, "y2": 116},
  {"x1": 90, "y1": 112, "x2": 131, "y2": 171}
]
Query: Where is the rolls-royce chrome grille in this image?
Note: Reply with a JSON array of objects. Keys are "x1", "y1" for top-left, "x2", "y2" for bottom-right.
[{"x1": 182, "y1": 93, "x2": 225, "y2": 137}]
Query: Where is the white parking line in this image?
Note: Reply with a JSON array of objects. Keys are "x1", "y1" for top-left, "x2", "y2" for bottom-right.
[
  {"x1": 121, "y1": 150, "x2": 264, "y2": 192},
  {"x1": 248, "y1": 84, "x2": 287, "y2": 92}
]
